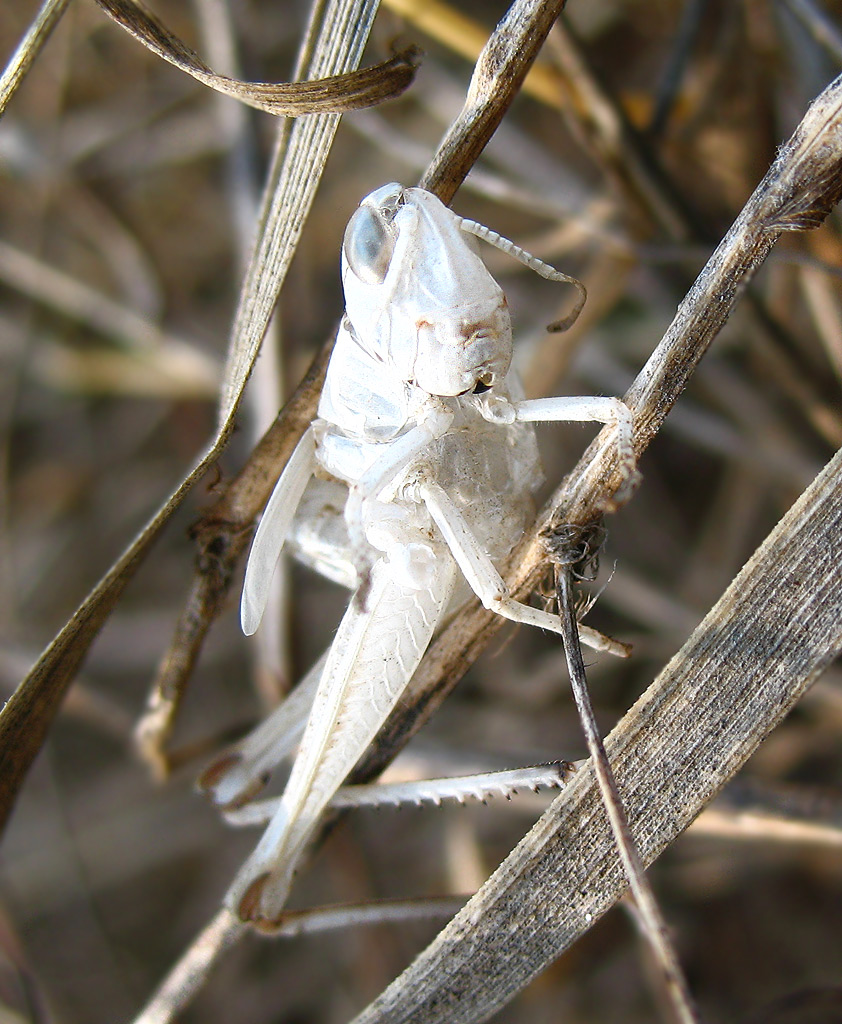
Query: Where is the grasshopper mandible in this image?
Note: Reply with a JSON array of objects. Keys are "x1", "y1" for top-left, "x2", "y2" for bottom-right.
[{"x1": 202, "y1": 183, "x2": 637, "y2": 926}]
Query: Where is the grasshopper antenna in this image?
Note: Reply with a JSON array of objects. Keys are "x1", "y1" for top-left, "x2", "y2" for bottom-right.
[{"x1": 457, "y1": 217, "x2": 587, "y2": 332}]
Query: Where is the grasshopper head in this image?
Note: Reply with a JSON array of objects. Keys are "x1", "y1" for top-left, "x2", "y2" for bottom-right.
[{"x1": 342, "y1": 185, "x2": 513, "y2": 398}]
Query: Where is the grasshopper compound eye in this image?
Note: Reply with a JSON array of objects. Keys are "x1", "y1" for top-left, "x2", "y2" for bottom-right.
[{"x1": 343, "y1": 203, "x2": 396, "y2": 285}]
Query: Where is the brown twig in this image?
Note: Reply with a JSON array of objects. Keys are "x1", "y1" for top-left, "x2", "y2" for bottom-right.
[
  {"x1": 135, "y1": 338, "x2": 330, "y2": 777},
  {"x1": 0, "y1": 0, "x2": 71, "y2": 117},
  {"x1": 419, "y1": 0, "x2": 569, "y2": 202},
  {"x1": 555, "y1": 562, "x2": 700, "y2": 1024}
]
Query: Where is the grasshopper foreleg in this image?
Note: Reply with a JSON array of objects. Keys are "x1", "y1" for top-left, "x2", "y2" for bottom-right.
[{"x1": 479, "y1": 394, "x2": 639, "y2": 500}]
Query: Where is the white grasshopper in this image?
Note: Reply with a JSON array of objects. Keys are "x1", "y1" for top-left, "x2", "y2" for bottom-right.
[{"x1": 203, "y1": 183, "x2": 636, "y2": 925}]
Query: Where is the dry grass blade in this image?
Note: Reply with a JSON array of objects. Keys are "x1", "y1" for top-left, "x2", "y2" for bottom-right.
[
  {"x1": 136, "y1": 897, "x2": 465, "y2": 1024},
  {"x1": 96, "y1": 0, "x2": 418, "y2": 115},
  {"x1": 0, "y1": 453, "x2": 216, "y2": 836},
  {"x1": 0, "y1": 238, "x2": 213, "y2": 359},
  {"x1": 351, "y1": 440, "x2": 842, "y2": 1024},
  {"x1": 0, "y1": 0, "x2": 71, "y2": 117},
  {"x1": 782, "y1": 0, "x2": 842, "y2": 63},
  {"x1": 0, "y1": 0, "x2": 390, "y2": 834},
  {"x1": 266, "y1": 896, "x2": 467, "y2": 937},
  {"x1": 133, "y1": 910, "x2": 245, "y2": 1024},
  {"x1": 693, "y1": 778, "x2": 842, "y2": 847}
]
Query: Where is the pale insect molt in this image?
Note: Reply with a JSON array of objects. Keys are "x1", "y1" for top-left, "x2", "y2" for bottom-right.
[{"x1": 203, "y1": 183, "x2": 638, "y2": 926}]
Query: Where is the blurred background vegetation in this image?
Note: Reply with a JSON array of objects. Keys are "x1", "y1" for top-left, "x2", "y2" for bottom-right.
[{"x1": 1, "y1": 1, "x2": 842, "y2": 1021}]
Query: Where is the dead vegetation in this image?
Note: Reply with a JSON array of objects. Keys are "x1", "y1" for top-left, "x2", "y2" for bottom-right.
[{"x1": 1, "y1": 1, "x2": 842, "y2": 1022}]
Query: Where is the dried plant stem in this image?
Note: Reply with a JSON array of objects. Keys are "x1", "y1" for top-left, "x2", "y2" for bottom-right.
[
  {"x1": 692, "y1": 809, "x2": 842, "y2": 847},
  {"x1": 132, "y1": 897, "x2": 465, "y2": 1024},
  {"x1": 135, "y1": 339, "x2": 330, "y2": 776},
  {"x1": 0, "y1": 0, "x2": 71, "y2": 116},
  {"x1": 194, "y1": 0, "x2": 292, "y2": 704},
  {"x1": 132, "y1": 909, "x2": 245, "y2": 1024},
  {"x1": 419, "y1": 0, "x2": 569, "y2": 202},
  {"x1": 782, "y1": 0, "x2": 842, "y2": 63},
  {"x1": 556, "y1": 567, "x2": 700, "y2": 1024}
]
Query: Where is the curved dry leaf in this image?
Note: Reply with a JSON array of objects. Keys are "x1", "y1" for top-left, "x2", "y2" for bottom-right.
[{"x1": 96, "y1": 0, "x2": 419, "y2": 115}]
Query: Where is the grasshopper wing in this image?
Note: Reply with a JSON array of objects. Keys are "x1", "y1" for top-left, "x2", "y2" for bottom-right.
[
  {"x1": 241, "y1": 427, "x2": 316, "y2": 636},
  {"x1": 229, "y1": 551, "x2": 458, "y2": 923}
]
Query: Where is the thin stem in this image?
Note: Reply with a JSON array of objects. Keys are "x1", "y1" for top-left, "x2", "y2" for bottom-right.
[
  {"x1": 132, "y1": 909, "x2": 245, "y2": 1024},
  {"x1": 131, "y1": 897, "x2": 465, "y2": 1024},
  {"x1": 555, "y1": 566, "x2": 701, "y2": 1024},
  {"x1": 0, "y1": 0, "x2": 72, "y2": 117}
]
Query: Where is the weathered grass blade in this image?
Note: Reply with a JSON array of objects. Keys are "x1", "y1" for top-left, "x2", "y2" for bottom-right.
[
  {"x1": 351, "y1": 441, "x2": 842, "y2": 1024},
  {"x1": 0, "y1": 0, "x2": 391, "y2": 835}
]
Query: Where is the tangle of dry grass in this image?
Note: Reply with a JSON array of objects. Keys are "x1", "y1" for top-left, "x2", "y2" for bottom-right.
[{"x1": 1, "y1": 2, "x2": 842, "y2": 1023}]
